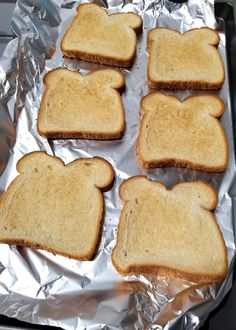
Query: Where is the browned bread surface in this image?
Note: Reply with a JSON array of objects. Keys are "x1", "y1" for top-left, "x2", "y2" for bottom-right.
[
  {"x1": 61, "y1": 3, "x2": 142, "y2": 67},
  {"x1": 112, "y1": 177, "x2": 228, "y2": 283},
  {"x1": 147, "y1": 28, "x2": 225, "y2": 89},
  {"x1": 37, "y1": 68, "x2": 125, "y2": 139},
  {"x1": 0, "y1": 151, "x2": 114, "y2": 259},
  {"x1": 137, "y1": 92, "x2": 228, "y2": 171}
]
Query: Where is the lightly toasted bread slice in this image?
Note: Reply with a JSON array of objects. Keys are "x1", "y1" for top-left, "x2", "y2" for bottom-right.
[
  {"x1": 37, "y1": 68, "x2": 125, "y2": 139},
  {"x1": 0, "y1": 151, "x2": 114, "y2": 260},
  {"x1": 61, "y1": 3, "x2": 142, "y2": 67},
  {"x1": 112, "y1": 177, "x2": 228, "y2": 284},
  {"x1": 137, "y1": 92, "x2": 228, "y2": 172},
  {"x1": 147, "y1": 28, "x2": 225, "y2": 89}
]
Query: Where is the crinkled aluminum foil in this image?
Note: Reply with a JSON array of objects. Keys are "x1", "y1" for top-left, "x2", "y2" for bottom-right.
[{"x1": 0, "y1": 0, "x2": 235, "y2": 329}]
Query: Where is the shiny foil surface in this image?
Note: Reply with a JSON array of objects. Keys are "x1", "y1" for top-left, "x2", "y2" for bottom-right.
[{"x1": 0, "y1": 0, "x2": 235, "y2": 329}]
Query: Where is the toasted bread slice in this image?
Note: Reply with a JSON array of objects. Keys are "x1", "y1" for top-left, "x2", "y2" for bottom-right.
[
  {"x1": 112, "y1": 177, "x2": 227, "y2": 283},
  {"x1": 137, "y1": 93, "x2": 228, "y2": 171},
  {"x1": 147, "y1": 28, "x2": 225, "y2": 89},
  {"x1": 61, "y1": 3, "x2": 142, "y2": 67},
  {"x1": 37, "y1": 68, "x2": 125, "y2": 139},
  {"x1": 0, "y1": 151, "x2": 114, "y2": 260}
]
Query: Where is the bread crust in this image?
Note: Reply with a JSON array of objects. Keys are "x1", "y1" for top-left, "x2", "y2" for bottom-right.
[
  {"x1": 0, "y1": 237, "x2": 94, "y2": 260},
  {"x1": 61, "y1": 4, "x2": 142, "y2": 67},
  {"x1": 38, "y1": 130, "x2": 125, "y2": 140},
  {"x1": 136, "y1": 93, "x2": 228, "y2": 172},
  {"x1": 137, "y1": 157, "x2": 228, "y2": 172},
  {"x1": 61, "y1": 49, "x2": 135, "y2": 68},
  {"x1": 112, "y1": 260, "x2": 227, "y2": 284},
  {"x1": 112, "y1": 177, "x2": 228, "y2": 284},
  {"x1": 37, "y1": 68, "x2": 126, "y2": 139},
  {"x1": 0, "y1": 151, "x2": 115, "y2": 260},
  {"x1": 147, "y1": 80, "x2": 224, "y2": 90},
  {"x1": 147, "y1": 27, "x2": 225, "y2": 90}
]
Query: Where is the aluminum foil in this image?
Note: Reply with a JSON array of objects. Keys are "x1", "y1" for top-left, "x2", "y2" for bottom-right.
[{"x1": 0, "y1": 0, "x2": 235, "y2": 329}]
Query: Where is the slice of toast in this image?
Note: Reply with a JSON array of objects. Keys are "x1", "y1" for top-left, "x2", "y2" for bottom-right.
[
  {"x1": 37, "y1": 68, "x2": 125, "y2": 139},
  {"x1": 147, "y1": 28, "x2": 225, "y2": 89},
  {"x1": 112, "y1": 177, "x2": 227, "y2": 283},
  {"x1": 137, "y1": 92, "x2": 228, "y2": 171},
  {"x1": 0, "y1": 151, "x2": 114, "y2": 260},
  {"x1": 61, "y1": 3, "x2": 142, "y2": 67}
]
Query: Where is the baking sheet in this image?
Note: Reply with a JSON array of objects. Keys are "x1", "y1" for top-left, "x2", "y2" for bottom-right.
[{"x1": 0, "y1": 0, "x2": 235, "y2": 329}]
